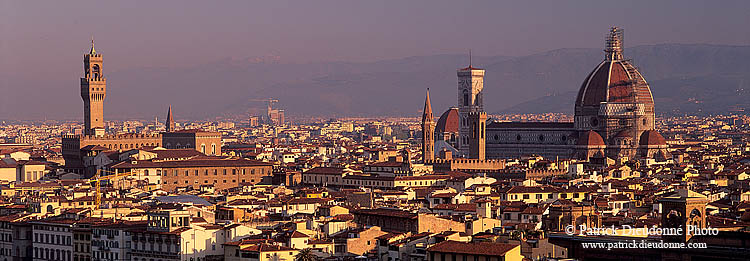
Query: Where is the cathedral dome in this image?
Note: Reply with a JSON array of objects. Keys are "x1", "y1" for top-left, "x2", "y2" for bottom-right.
[
  {"x1": 436, "y1": 108, "x2": 459, "y2": 134},
  {"x1": 639, "y1": 130, "x2": 667, "y2": 146},
  {"x1": 577, "y1": 130, "x2": 605, "y2": 146},
  {"x1": 575, "y1": 60, "x2": 653, "y2": 107},
  {"x1": 575, "y1": 27, "x2": 654, "y2": 108}
]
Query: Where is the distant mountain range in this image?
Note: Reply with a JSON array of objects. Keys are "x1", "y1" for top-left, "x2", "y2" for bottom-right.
[
  {"x1": 15, "y1": 44, "x2": 750, "y2": 121},
  {"x1": 498, "y1": 44, "x2": 750, "y2": 115}
]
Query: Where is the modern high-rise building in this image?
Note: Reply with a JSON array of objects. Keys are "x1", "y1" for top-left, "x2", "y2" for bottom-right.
[{"x1": 81, "y1": 39, "x2": 106, "y2": 136}]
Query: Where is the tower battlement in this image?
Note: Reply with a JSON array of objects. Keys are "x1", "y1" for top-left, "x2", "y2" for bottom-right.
[
  {"x1": 81, "y1": 40, "x2": 106, "y2": 136},
  {"x1": 468, "y1": 111, "x2": 486, "y2": 117}
]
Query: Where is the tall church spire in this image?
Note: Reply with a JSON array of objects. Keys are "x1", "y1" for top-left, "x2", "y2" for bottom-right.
[
  {"x1": 423, "y1": 88, "x2": 433, "y2": 123},
  {"x1": 422, "y1": 89, "x2": 435, "y2": 162},
  {"x1": 165, "y1": 105, "x2": 175, "y2": 132}
]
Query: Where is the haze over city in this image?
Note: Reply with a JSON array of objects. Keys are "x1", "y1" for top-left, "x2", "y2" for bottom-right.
[
  {"x1": 2, "y1": 0, "x2": 750, "y2": 120},
  {"x1": 2, "y1": 3, "x2": 750, "y2": 260}
]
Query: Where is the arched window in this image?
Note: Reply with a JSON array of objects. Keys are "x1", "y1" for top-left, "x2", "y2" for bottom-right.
[
  {"x1": 463, "y1": 90, "x2": 469, "y2": 106},
  {"x1": 92, "y1": 64, "x2": 101, "y2": 78}
]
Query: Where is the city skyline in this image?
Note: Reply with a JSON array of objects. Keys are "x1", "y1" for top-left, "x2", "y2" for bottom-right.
[
  {"x1": 1, "y1": 3, "x2": 750, "y2": 261},
  {"x1": 2, "y1": 1, "x2": 750, "y2": 120}
]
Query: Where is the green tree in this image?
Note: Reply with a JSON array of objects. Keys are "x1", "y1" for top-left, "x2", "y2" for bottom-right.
[{"x1": 295, "y1": 248, "x2": 320, "y2": 261}]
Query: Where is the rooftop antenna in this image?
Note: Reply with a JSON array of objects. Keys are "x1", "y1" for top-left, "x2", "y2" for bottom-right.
[{"x1": 469, "y1": 49, "x2": 472, "y2": 67}]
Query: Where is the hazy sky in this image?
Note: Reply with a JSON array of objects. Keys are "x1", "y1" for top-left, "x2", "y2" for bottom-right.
[{"x1": 1, "y1": 0, "x2": 749, "y2": 119}]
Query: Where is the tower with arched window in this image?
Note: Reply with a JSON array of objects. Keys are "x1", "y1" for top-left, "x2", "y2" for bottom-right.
[
  {"x1": 659, "y1": 189, "x2": 709, "y2": 243},
  {"x1": 457, "y1": 63, "x2": 485, "y2": 156},
  {"x1": 81, "y1": 38, "x2": 106, "y2": 136}
]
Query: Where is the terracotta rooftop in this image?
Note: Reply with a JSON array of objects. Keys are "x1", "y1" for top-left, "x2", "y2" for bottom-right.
[
  {"x1": 111, "y1": 157, "x2": 271, "y2": 168},
  {"x1": 427, "y1": 241, "x2": 518, "y2": 256},
  {"x1": 352, "y1": 208, "x2": 417, "y2": 219},
  {"x1": 640, "y1": 130, "x2": 667, "y2": 146},
  {"x1": 436, "y1": 108, "x2": 459, "y2": 134},
  {"x1": 577, "y1": 130, "x2": 605, "y2": 146},
  {"x1": 487, "y1": 122, "x2": 574, "y2": 129}
]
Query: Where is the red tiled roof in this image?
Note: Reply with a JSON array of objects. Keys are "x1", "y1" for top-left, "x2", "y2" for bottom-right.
[
  {"x1": 395, "y1": 175, "x2": 450, "y2": 181},
  {"x1": 506, "y1": 186, "x2": 561, "y2": 194},
  {"x1": 640, "y1": 130, "x2": 667, "y2": 146},
  {"x1": 575, "y1": 60, "x2": 653, "y2": 107},
  {"x1": 436, "y1": 108, "x2": 459, "y2": 134},
  {"x1": 111, "y1": 157, "x2": 271, "y2": 168},
  {"x1": 241, "y1": 243, "x2": 297, "y2": 252},
  {"x1": 427, "y1": 241, "x2": 518, "y2": 256},
  {"x1": 145, "y1": 149, "x2": 205, "y2": 159},
  {"x1": 303, "y1": 167, "x2": 345, "y2": 175},
  {"x1": 352, "y1": 208, "x2": 417, "y2": 219},
  {"x1": 289, "y1": 231, "x2": 309, "y2": 238},
  {"x1": 487, "y1": 122, "x2": 574, "y2": 129},
  {"x1": 577, "y1": 130, "x2": 605, "y2": 146}
]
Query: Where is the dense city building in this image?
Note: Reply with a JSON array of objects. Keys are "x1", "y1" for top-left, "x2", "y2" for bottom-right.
[{"x1": 0, "y1": 25, "x2": 749, "y2": 261}]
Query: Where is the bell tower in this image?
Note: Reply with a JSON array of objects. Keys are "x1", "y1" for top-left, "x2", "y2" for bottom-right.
[
  {"x1": 81, "y1": 38, "x2": 106, "y2": 136},
  {"x1": 422, "y1": 89, "x2": 435, "y2": 162},
  {"x1": 468, "y1": 111, "x2": 486, "y2": 160},
  {"x1": 457, "y1": 54, "x2": 485, "y2": 156}
]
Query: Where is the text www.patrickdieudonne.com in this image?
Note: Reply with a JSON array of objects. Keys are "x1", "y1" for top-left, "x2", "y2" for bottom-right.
[{"x1": 581, "y1": 240, "x2": 707, "y2": 250}]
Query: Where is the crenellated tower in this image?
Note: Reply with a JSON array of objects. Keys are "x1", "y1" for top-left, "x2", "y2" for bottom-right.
[
  {"x1": 81, "y1": 38, "x2": 106, "y2": 136},
  {"x1": 468, "y1": 111, "x2": 486, "y2": 160}
]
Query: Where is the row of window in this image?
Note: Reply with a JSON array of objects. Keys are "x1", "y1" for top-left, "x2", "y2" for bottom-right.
[
  {"x1": 92, "y1": 228, "x2": 121, "y2": 238},
  {"x1": 34, "y1": 233, "x2": 72, "y2": 246},
  {"x1": 0, "y1": 247, "x2": 10, "y2": 256},
  {"x1": 133, "y1": 241, "x2": 178, "y2": 253},
  {"x1": 172, "y1": 178, "x2": 256, "y2": 185},
  {"x1": 34, "y1": 247, "x2": 71, "y2": 261},
  {"x1": 74, "y1": 242, "x2": 89, "y2": 253},
  {"x1": 0, "y1": 232, "x2": 11, "y2": 242},
  {"x1": 150, "y1": 167, "x2": 266, "y2": 177},
  {"x1": 508, "y1": 192, "x2": 583, "y2": 200},
  {"x1": 73, "y1": 254, "x2": 92, "y2": 261},
  {"x1": 102, "y1": 142, "x2": 159, "y2": 150},
  {"x1": 33, "y1": 225, "x2": 70, "y2": 232},
  {"x1": 91, "y1": 239, "x2": 119, "y2": 248},
  {"x1": 93, "y1": 251, "x2": 119, "y2": 260}
]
